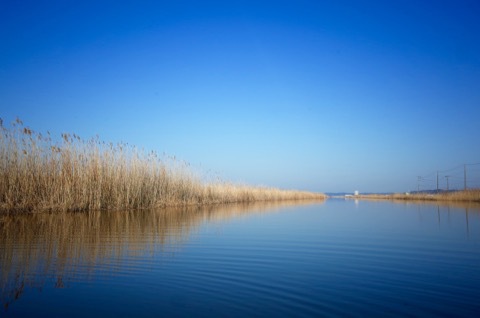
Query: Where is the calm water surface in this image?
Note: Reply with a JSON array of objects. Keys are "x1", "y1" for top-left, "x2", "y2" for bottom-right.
[{"x1": 1, "y1": 199, "x2": 480, "y2": 317}]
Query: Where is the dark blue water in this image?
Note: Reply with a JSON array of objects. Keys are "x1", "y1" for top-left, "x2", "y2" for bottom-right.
[{"x1": 1, "y1": 200, "x2": 480, "y2": 317}]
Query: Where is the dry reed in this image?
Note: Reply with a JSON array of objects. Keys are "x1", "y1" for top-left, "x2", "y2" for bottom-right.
[
  {"x1": 352, "y1": 190, "x2": 480, "y2": 203},
  {"x1": 0, "y1": 118, "x2": 325, "y2": 213}
]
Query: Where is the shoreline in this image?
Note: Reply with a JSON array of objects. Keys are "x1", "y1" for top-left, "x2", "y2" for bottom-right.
[{"x1": 344, "y1": 189, "x2": 480, "y2": 203}]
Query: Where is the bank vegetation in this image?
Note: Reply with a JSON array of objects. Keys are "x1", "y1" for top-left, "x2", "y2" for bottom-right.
[
  {"x1": 351, "y1": 190, "x2": 480, "y2": 203},
  {"x1": 0, "y1": 118, "x2": 325, "y2": 213}
]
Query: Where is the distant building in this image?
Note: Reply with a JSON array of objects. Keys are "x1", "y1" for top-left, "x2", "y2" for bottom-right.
[{"x1": 354, "y1": 191, "x2": 359, "y2": 196}]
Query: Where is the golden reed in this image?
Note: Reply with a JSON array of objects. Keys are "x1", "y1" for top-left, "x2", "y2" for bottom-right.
[
  {"x1": 0, "y1": 118, "x2": 325, "y2": 212},
  {"x1": 352, "y1": 190, "x2": 480, "y2": 203}
]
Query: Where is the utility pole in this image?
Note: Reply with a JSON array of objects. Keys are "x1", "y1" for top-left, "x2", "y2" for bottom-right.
[
  {"x1": 436, "y1": 171, "x2": 439, "y2": 193},
  {"x1": 464, "y1": 164, "x2": 467, "y2": 190},
  {"x1": 417, "y1": 176, "x2": 421, "y2": 192},
  {"x1": 445, "y1": 175, "x2": 450, "y2": 191}
]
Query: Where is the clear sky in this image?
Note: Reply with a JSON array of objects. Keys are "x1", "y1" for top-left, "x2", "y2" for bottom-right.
[{"x1": 1, "y1": 0, "x2": 480, "y2": 193}]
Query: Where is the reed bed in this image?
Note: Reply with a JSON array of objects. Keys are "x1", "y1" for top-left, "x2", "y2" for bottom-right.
[
  {"x1": 352, "y1": 190, "x2": 480, "y2": 203},
  {"x1": 0, "y1": 118, "x2": 324, "y2": 213}
]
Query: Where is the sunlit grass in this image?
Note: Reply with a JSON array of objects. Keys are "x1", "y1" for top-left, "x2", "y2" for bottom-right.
[
  {"x1": 0, "y1": 118, "x2": 325, "y2": 213},
  {"x1": 352, "y1": 190, "x2": 480, "y2": 203}
]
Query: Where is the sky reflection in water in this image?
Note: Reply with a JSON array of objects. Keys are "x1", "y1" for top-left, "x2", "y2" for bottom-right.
[{"x1": 1, "y1": 199, "x2": 479, "y2": 317}]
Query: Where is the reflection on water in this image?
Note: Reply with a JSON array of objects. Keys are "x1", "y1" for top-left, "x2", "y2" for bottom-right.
[
  {"x1": 0, "y1": 201, "x2": 321, "y2": 310},
  {"x1": 428, "y1": 203, "x2": 478, "y2": 238},
  {"x1": 1, "y1": 199, "x2": 480, "y2": 316},
  {"x1": 408, "y1": 201, "x2": 478, "y2": 239},
  {"x1": 391, "y1": 199, "x2": 480, "y2": 210},
  {"x1": 351, "y1": 198, "x2": 480, "y2": 238}
]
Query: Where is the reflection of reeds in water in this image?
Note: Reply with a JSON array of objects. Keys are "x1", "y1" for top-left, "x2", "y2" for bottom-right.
[
  {"x1": 0, "y1": 200, "x2": 323, "y2": 309},
  {"x1": 392, "y1": 199, "x2": 480, "y2": 210},
  {"x1": 0, "y1": 119, "x2": 325, "y2": 213},
  {"x1": 352, "y1": 196, "x2": 480, "y2": 210}
]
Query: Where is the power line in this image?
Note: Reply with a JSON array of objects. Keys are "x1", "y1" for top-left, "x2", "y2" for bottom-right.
[{"x1": 416, "y1": 162, "x2": 480, "y2": 191}]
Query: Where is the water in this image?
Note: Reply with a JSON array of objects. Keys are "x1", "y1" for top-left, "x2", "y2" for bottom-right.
[{"x1": 1, "y1": 199, "x2": 480, "y2": 317}]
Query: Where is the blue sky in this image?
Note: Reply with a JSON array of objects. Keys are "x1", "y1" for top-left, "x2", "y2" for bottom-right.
[{"x1": 1, "y1": 0, "x2": 480, "y2": 193}]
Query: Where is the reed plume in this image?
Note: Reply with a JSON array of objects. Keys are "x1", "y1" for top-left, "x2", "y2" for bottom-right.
[{"x1": 0, "y1": 118, "x2": 324, "y2": 213}]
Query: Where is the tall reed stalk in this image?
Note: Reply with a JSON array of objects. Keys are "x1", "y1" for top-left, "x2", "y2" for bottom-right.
[
  {"x1": 0, "y1": 118, "x2": 324, "y2": 213},
  {"x1": 352, "y1": 191, "x2": 480, "y2": 203}
]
